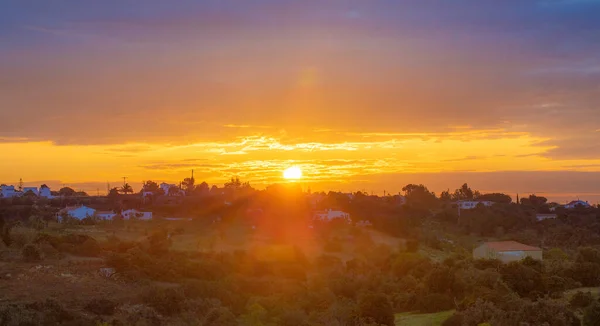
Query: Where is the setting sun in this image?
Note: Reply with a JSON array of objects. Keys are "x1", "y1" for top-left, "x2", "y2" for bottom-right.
[{"x1": 283, "y1": 166, "x2": 303, "y2": 180}]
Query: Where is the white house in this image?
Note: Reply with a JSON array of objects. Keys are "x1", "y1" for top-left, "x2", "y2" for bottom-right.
[
  {"x1": 95, "y1": 211, "x2": 117, "y2": 220},
  {"x1": 160, "y1": 183, "x2": 184, "y2": 196},
  {"x1": 314, "y1": 209, "x2": 350, "y2": 222},
  {"x1": 39, "y1": 185, "x2": 52, "y2": 199},
  {"x1": 58, "y1": 205, "x2": 96, "y2": 221},
  {"x1": 22, "y1": 187, "x2": 39, "y2": 196},
  {"x1": 121, "y1": 209, "x2": 153, "y2": 220},
  {"x1": 457, "y1": 200, "x2": 494, "y2": 210},
  {"x1": 536, "y1": 213, "x2": 557, "y2": 221},
  {"x1": 0, "y1": 185, "x2": 18, "y2": 198},
  {"x1": 564, "y1": 200, "x2": 591, "y2": 209}
]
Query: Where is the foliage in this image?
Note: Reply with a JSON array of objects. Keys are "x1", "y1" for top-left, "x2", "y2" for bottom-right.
[
  {"x1": 357, "y1": 292, "x2": 394, "y2": 326},
  {"x1": 140, "y1": 287, "x2": 186, "y2": 316},
  {"x1": 22, "y1": 243, "x2": 42, "y2": 261},
  {"x1": 570, "y1": 291, "x2": 594, "y2": 309},
  {"x1": 584, "y1": 301, "x2": 600, "y2": 326},
  {"x1": 85, "y1": 298, "x2": 117, "y2": 315}
]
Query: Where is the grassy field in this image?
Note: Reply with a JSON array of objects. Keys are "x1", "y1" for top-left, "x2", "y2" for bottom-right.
[{"x1": 395, "y1": 310, "x2": 454, "y2": 326}]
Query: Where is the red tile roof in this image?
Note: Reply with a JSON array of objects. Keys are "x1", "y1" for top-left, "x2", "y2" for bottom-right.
[{"x1": 484, "y1": 241, "x2": 541, "y2": 252}]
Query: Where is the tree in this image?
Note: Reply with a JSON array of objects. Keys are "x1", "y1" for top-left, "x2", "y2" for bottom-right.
[
  {"x1": 168, "y1": 185, "x2": 180, "y2": 196},
  {"x1": 58, "y1": 187, "x2": 76, "y2": 197},
  {"x1": 452, "y1": 183, "x2": 480, "y2": 201},
  {"x1": 23, "y1": 190, "x2": 37, "y2": 198},
  {"x1": 194, "y1": 182, "x2": 210, "y2": 195},
  {"x1": 521, "y1": 194, "x2": 548, "y2": 207},
  {"x1": 357, "y1": 292, "x2": 394, "y2": 326},
  {"x1": 143, "y1": 181, "x2": 160, "y2": 194},
  {"x1": 584, "y1": 300, "x2": 600, "y2": 326},
  {"x1": 182, "y1": 177, "x2": 195, "y2": 194},
  {"x1": 120, "y1": 183, "x2": 133, "y2": 195},
  {"x1": 477, "y1": 193, "x2": 512, "y2": 204},
  {"x1": 107, "y1": 187, "x2": 120, "y2": 198},
  {"x1": 440, "y1": 190, "x2": 452, "y2": 202},
  {"x1": 402, "y1": 184, "x2": 438, "y2": 208},
  {"x1": 224, "y1": 177, "x2": 242, "y2": 189}
]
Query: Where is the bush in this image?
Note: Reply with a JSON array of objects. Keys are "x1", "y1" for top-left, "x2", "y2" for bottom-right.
[
  {"x1": 85, "y1": 298, "x2": 117, "y2": 315},
  {"x1": 417, "y1": 293, "x2": 455, "y2": 313},
  {"x1": 570, "y1": 291, "x2": 594, "y2": 308},
  {"x1": 441, "y1": 313, "x2": 463, "y2": 326},
  {"x1": 141, "y1": 287, "x2": 186, "y2": 316},
  {"x1": 358, "y1": 292, "x2": 394, "y2": 326},
  {"x1": 584, "y1": 300, "x2": 600, "y2": 326},
  {"x1": 22, "y1": 243, "x2": 42, "y2": 261}
]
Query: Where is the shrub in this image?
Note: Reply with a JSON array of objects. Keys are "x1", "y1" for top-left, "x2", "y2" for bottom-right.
[
  {"x1": 416, "y1": 293, "x2": 455, "y2": 313},
  {"x1": 570, "y1": 291, "x2": 594, "y2": 308},
  {"x1": 22, "y1": 243, "x2": 42, "y2": 261},
  {"x1": 85, "y1": 298, "x2": 117, "y2": 315},
  {"x1": 201, "y1": 306, "x2": 237, "y2": 326},
  {"x1": 141, "y1": 287, "x2": 186, "y2": 316},
  {"x1": 584, "y1": 300, "x2": 600, "y2": 326},
  {"x1": 118, "y1": 304, "x2": 162, "y2": 326},
  {"x1": 441, "y1": 313, "x2": 463, "y2": 326},
  {"x1": 357, "y1": 292, "x2": 394, "y2": 326}
]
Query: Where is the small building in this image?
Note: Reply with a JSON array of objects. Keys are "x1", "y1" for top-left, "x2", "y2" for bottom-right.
[
  {"x1": 0, "y1": 185, "x2": 18, "y2": 198},
  {"x1": 473, "y1": 241, "x2": 542, "y2": 263},
  {"x1": 39, "y1": 185, "x2": 52, "y2": 199},
  {"x1": 314, "y1": 209, "x2": 350, "y2": 223},
  {"x1": 160, "y1": 183, "x2": 184, "y2": 196},
  {"x1": 58, "y1": 205, "x2": 96, "y2": 221},
  {"x1": 564, "y1": 200, "x2": 591, "y2": 209},
  {"x1": 457, "y1": 200, "x2": 494, "y2": 210},
  {"x1": 121, "y1": 209, "x2": 152, "y2": 220},
  {"x1": 95, "y1": 211, "x2": 117, "y2": 220},
  {"x1": 536, "y1": 213, "x2": 557, "y2": 221}
]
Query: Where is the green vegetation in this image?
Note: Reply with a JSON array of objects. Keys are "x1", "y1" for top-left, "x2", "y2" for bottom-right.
[
  {"x1": 395, "y1": 310, "x2": 454, "y2": 326},
  {"x1": 0, "y1": 181, "x2": 599, "y2": 324}
]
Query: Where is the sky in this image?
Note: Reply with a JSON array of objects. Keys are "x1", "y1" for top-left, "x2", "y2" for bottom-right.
[{"x1": 1, "y1": 0, "x2": 600, "y2": 202}]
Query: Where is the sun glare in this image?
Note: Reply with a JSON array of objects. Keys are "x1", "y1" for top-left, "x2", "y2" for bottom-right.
[{"x1": 283, "y1": 166, "x2": 303, "y2": 180}]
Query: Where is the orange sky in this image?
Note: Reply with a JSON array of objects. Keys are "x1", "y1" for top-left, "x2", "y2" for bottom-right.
[{"x1": 1, "y1": 1, "x2": 600, "y2": 202}]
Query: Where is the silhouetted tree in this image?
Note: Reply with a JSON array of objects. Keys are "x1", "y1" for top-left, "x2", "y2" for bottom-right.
[
  {"x1": 477, "y1": 193, "x2": 512, "y2": 204},
  {"x1": 143, "y1": 181, "x2": 161, "y2": 194},
  {"x1": 58, "y1": 187, "x2": 76, "y2": 197},
  {"x1": 402, "y1": 184, "x2": 438, "y2": 208},
  {"x1": 120, "y1": 183, "x2": 133, "y2": 195}
]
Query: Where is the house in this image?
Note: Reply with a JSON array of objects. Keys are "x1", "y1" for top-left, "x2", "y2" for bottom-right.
[
  {"x1": 536, "y1": 213, "x2": 557, "y2": 221},
  {"x1": 95, "y1": 211, "x2": 117, "y2": 220},
  {"x1": 314, "y1": 209, "x2": 350, "y2": 222},
  {"x1": 564, "y1": 200, "x2": 591, "y2": 209},
  {"x1": 121, "y1": 209, "x2": 152, "y2": 220},
  {"x1": 58, "y1": 205, "x2": 96, "y2": 221},
  {"x1": 473, "y1": 241, "x2": 542, "y2": 263},
  {"x1": 0, "y1": 185, "x2": 18, "y2": 198},
  {"x1": 160, "y1": 183, "x2": 185, "y2": 196},
  {"x1": 39, "y1": 185, "x2": 52, "y2": 198},
  {"x1": 22, "y1": 187, "x2": 39, "y2": 196},
  {"x1": 457, "y1": 200, "x2": 494, "y2": 210}
]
